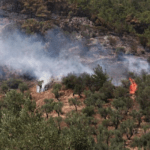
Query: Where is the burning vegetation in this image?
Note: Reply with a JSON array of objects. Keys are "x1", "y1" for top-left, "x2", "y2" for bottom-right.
[
  {"x1": 1, "y1": 0, "x2": 150, "y2": 149},
  {"x1": 129, "y1": 77, "x2": 137, "y2": 95},
  {"x1": 0, "y1": 65, "x2": 150, "y2": 149}
]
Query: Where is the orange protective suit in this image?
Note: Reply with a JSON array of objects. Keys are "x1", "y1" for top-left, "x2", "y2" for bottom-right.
[{"x1": 129, "y1": 77, "x2": 137, "y2": 94}]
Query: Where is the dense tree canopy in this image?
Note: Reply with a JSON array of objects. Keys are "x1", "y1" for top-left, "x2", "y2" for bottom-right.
[
  {"x1": 0, "y1": 68, "x2": 149, "y2": 149},
  {"x1": 2, "y1": 0, "x2": 150, "y2": 47}
]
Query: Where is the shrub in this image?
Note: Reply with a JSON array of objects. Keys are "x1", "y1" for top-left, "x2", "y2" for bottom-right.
[
  {"x1": 18, "y1": 83, "x2": 28, "y2": 93},
  {"x1": 84, "y1": 91, "x2": 104, "y2": 108},
  {"x1": 139, "y1": 35, "x2": 148, "y2": 48},
  {"x1": 115, "y1": 47, "x2": 125, "y2": 54},
  {"x1": 53, "y1": 102, "x2": 64, "y2": 116},
  {"x1": 82, "y1": 106, "x2": 95, "y2": 117},
  {"x1": 22, "y1": 19, "x2": 52, "y2": 35},
  {"x1": 110, "y1": 110, "x2": 123, "y2": 129},
  {"x1": 4, "y1": 90, "x2": 25, "y2": 116},
  {"x1": 120, "y1": 119, "x2": 136, "y2": 140},
  {"x1": 6, "y1": 78, "x2": 23, "y2": 89},
  {"x1": 102, "y1": 119, "x2": 111, "y2": 128},
  {"x1": 52, "y1": 83, "x2": 62, "y2": 100},
  {"x1": 52, "y1": 89, "x2": 60, "y2": 101},
  {"x1": 99, "y1": 107, "x2": 112, "y2": 119},
  {"x1": 68, "y1": 98, "x2": 82, "y2": 111},
  {"x1": 91, "y1": 65, "x2": 109, "y2": 91},
  {"x1": 62, "y1": 73, "x2": 78, "y2": 90},
  {"x1": 130, "y1": 110, "x2": 143, "y2": 127},
  {"x1": 1, "y1": 82, "x2": 9, "y2": 94},
  {"x1": 41, "y1": 99, "x2": 55, "y2": 118},
  {"x1": 99, "y1": 81, "x2": 115, "y2": 101},
  {"x1": 113, "y1": 86, "x2": 128, "y2": 98},
  {"x1": 73, "y1": 81, "x2": 85, "y2": 97},
  {"x1": 62, "y1": 65, "x2": 108, "y2": 93},
  {"x1": 53, "y1": 83, "x2": 62, "y2": 91},
  {"x1": 62, "y1": 73, "x2": 85, "y2": 96},
  {"x1": 80, "y1": 73, "x2": 94, "y2": 91}
]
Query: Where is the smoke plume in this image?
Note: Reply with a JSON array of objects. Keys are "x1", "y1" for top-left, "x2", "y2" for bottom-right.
[
  {"x1": 0, "y1": 28, "x2": 93, "y2": 86},
  {"x1": 0, "y1": 22, "x2": 150, "y2": 89}
]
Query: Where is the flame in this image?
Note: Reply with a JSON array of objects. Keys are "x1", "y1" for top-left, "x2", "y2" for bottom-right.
[{"x1": 129, "y1": 77, "x2": 137, "y2": 94}]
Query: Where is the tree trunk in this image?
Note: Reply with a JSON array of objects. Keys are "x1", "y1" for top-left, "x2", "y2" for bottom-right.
[
  {"x1": 46, "y1": 113, "x2": 48, "y2": 119},
  {"x1": 75, "y1": 105, "x2": 77, "y2": 111}
]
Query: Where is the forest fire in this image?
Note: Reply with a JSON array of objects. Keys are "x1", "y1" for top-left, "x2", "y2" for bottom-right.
[{"x1": 129, "y1": 77, "x2": 137, "y2": 94}]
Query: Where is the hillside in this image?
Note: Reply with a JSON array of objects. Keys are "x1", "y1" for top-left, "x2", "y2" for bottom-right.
[
  {"x1": 0, "y1": 1, "x2": 150, "y2": 150},
  {"x1": 0, "y1": 66, "x2": 150, "y2": 149},
  {"x1": 1, "y1": 0, "x2": 150, "y2": 54}
]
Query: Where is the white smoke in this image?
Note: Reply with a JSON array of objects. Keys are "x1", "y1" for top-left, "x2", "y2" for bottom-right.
[
  {"x1": 96, "y1": 55, "x2": 150, "y2": 85},
  {"x1": 0, "y1": 28, "x2": 93, "y2": 92},
  {"x1": 0, "y1": 20, "x2": 150, "y2": 90},
  {"x1": 124, "y1": 56, "x2": 150, "y2": 73}
]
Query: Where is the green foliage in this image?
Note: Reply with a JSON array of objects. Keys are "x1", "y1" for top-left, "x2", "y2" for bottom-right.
[
  {"x1": 113, "y1": 86, "x2": 128, "y2": 98},
  {"x1": 66, "y1": 0, "x2": 150, "y2": 47},
  {"x1": 121, "y1": 79, "x2": 130, "y2": 89},
  {"x1": 53, "y1": 83, "x2": 62, "y2": 91},
  {"x1": 18, "y1": 82, "x2": 28, "y2": 93},
  {"x1": 102, "y1": 119, "x2": 111, "y2": 128},
  {"x1": 68, "y1": 97, "x2": 82, "y2": 111},
  {"x1": 1, "y1": 56, "x2": 150, "y2": 149},
  {"x1": 130, "y1": 109, "x2": 143, "y2": 127},
  {"x1": 110, "y1": 109, "x2": 123, "y2": 129},
  {"x1": 112, "y1": 97, "x2": 133, "y2": 112},
  {"x1": 64, "y1": 112, "x2": 95, "y2": 149},
  {"x1": 62, "y1": 73, "x2": 86, "y2": 97},
  {"x1": 52, "y1": 83, "x2": 62, "y2": 100},
  {"x1": 110, "y1": 130, "x2": 127, "y2": 150},
  {"x1": 41, "y1": 99, "x2": 55, "y2": 118},
  {"x1": 5, "y1": 78, "x2": 23, "y2": 89},
  {"x1": 98, "y1": 107, "x2": 112, "y2": 119},
  {"x1": 54, "y1": 116, "x2": 63, "y2": 133},
  {"x1": 143, "y1": 106, "x2": 150, "y2": 122},
  {"x1": 54, "y1": 101, "x2": 64, "y2": 116},
  {"x1": 95, "y1": 125, "x2": 114, "y2": 149},
  {"x1": 1, "y1": 79, "x2": 29, "y2": 94},
  {"x1": 120, "y1": 119, "x2": 136, "y2": 140},
  {"x1": 21, "y1": 0, "x2": 50, "y2": 18},
  {"x1": 1, "y1": 82, "x2": 9, "y2": 94},
  {"x1": 4, "y1": 90, "x2": 25, "y2": 116},
  {"x1": 22, "y1": 19, "x2": 52, "y2": 35},
  {"x1": 3, "y1": 0, "x2": 150, "y2": 48},
  {"x1": 62, "y1": 73, "x2": 78, "y2": 90},
  {"x1": 84, "y1": 91, "x2": 104, "y2": 108},
  {"x1": 142, "y1": 124, "x2": 150, "y2": 134},
  {"x1": 62, "y1": 65, "x2": 108, "y2": 95},
  {"x1": 131, "y1": 132, "x2": 150, "y2": 149},
  {"x1": 82, "y1": 106, "x2": 95, "y2": 117},
  {"x1": 73, "y1": 80, "x2": 85, "y2": 97},
  {"x1": 99, "y1": 81, "x2": 115, "y2": 101},
  {"x1": 136, "y1": 84, "x2": 150, "y2": 110},
  {"x1": 52, "y1": 88, "x2": 60, "y2": 100},
  {"x1": 24, "y1": 98, "x2": 36, "y2": 112},
  {"x1": 91, "y1": 65, "x2": 108, "y2": 91}
]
